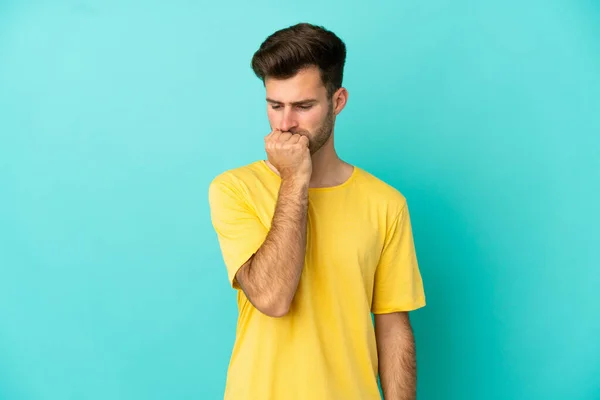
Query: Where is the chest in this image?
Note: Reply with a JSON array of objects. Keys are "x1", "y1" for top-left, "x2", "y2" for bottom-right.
[
  {"x1": 252, "y1": 189, "x2": 386, "y2": 288},
  {"x1": 303, "y1": 196, "x2": 385, "y2": 288}
]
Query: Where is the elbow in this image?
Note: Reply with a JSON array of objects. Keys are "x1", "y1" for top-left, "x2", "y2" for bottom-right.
[
  {"x1": 256, "y1": 298, "x2": 291, "y2": 318},
  {"x1": 238, "y1": 262, "x2": 294, "y2": 318}
]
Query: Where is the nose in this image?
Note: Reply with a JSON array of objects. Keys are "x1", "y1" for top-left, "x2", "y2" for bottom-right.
[{"x1": 279, "y1": 109, "x2": 298, "y2": 132}]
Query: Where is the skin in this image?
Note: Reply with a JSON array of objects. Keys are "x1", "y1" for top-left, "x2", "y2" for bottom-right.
[
  {"x1": 234, "y1": 65, "x2": 417, "y2": 398},
  {"x1": 375, "y1": 312, "x2": 417, "y2": 400},
  {"x1": 263, "y1": 65, "x2": 352, "y2": 188}
]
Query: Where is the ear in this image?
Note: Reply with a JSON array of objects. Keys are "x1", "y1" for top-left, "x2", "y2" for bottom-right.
[{"x1": 332, "y1": 87, "x2": 348, "y2": 115}]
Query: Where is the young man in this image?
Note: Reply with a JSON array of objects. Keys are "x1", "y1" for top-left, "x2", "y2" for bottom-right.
[{"x1": 208, "y1": 23, "x2": 426, "y2": 400}]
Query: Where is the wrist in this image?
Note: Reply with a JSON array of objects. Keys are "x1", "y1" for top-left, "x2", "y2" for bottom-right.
[{"x1": 281, "y1": 173, "x2": 310, "y2": 189}]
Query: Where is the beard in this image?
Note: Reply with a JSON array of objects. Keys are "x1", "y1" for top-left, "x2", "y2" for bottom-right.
[{"x1": 293, "y1": 104, "x2": 334, "y2": 156}]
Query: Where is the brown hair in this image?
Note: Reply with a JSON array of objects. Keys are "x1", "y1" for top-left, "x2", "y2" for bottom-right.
[{"x1": 251, "y1": 23, "x2": 347, "y2": 98}]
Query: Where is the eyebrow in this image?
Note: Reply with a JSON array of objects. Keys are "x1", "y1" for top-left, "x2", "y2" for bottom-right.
[{"x1": 266, "y1": 98, "x2": 318, "y2": 106}]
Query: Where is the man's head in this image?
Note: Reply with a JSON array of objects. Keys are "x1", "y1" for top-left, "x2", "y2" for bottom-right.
[{"x1": 251, "y1": 23, "x2": 348, "y2": 155}]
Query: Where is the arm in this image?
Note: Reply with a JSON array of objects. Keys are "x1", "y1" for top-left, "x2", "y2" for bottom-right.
[
  {"x1": 235, "y1": 175, "x2": 309, "y2": 317},
  {"x1": 375, "y1": 312, "x2": 417, "y2": 400}
]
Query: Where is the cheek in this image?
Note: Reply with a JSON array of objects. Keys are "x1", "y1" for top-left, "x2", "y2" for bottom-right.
[
  {"x1": 305, "y1": 110, "x2": 326, "y2": 128},
  {"x1": 266, "y1": 109, "x2": 278, "y2": 125}
]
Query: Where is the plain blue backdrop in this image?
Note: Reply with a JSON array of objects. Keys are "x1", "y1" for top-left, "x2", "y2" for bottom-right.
[{"x1": 1, "y1": 1, "x2": 599, "y2": 399}]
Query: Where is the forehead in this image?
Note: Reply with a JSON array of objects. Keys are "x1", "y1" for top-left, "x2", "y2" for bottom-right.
[{"x1": 264, "y1": 66, "x2": 327, "y2": 102}]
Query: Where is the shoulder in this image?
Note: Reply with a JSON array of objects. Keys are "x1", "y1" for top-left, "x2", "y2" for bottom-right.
[
  {"x1": 353, "y1": 166, "x2": 409, "y2": 216},
  {"x1": 354, "y1": 167, "x2": 408, "y2": 204},
  {"x1": 208, "y1": 160, "x2": 273, "y2": 205},
  {"x1": 209, "y1": 160, "x2": 266, "y2": 189}
]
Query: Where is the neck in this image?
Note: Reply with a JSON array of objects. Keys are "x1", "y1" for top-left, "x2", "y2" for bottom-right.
[{"x1": 308, "y1": 136, "x2": 343, "y2": 187}]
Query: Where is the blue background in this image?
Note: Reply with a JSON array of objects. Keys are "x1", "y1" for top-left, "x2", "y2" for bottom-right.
[{"x1": 1, "y1": 1, "x2": 599, "y2": 399}]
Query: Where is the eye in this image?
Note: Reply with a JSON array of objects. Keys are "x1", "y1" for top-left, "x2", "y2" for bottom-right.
[
  {"x1": 297, "y1": 105, "x2": 312, "y2": 110},
  {"x1": 270, "y1": 104, "x2": 282, "y2": 110}
]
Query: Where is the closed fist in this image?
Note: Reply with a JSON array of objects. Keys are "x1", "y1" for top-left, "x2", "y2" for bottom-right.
[{"x1": 265, "y1": 129, "x2": 312, "y2": 181}]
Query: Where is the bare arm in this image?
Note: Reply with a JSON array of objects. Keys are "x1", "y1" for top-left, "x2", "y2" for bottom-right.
[
  {"x1": 235, "y1": 173, "x2": 309, "y2": 317},
  {"x1": 375, "y1": 312, "x2": 417, "y2": 400},
  {"x1": 231, "y1": 129, "x2": 311, "y2": 317}
]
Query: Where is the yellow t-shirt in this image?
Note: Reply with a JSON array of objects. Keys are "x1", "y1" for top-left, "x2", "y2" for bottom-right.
[{"x1": 208, "y1": 160, "x2": 426, "y2": 400}]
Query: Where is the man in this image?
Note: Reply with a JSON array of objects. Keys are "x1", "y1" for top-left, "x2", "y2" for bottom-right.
[{"x1": 208, "y1": 22, "x2": 426, "y2": 400}]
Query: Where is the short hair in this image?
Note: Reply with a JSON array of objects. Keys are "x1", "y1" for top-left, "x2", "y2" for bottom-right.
[{"x1": 251, "y1": 23, "x2": 347, "y2": 98}]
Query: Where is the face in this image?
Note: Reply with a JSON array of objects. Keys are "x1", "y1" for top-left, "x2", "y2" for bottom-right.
[{"x1": 264, "y1": 66, "x2": 347, "y2": 155}]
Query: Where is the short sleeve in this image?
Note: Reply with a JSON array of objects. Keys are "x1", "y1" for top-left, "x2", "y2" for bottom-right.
[
  {"x1": 371, "y1": 203, "x2": 426, "y2": 313},
  {"x1": 208, "y1": 174, "x2": 268, "y2": 289}
]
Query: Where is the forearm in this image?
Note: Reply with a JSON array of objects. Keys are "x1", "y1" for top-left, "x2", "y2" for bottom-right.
[
  {"x1": 237, "y1": 175, "x2": 309, "y2": 316},
  {"x1": 376, "y1": 315, "x2": 417, "y2": 399}
]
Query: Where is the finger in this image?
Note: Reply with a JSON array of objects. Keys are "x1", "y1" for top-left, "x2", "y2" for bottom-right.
[
  {"x1": 278, "y1": 132, "x2": 293, "y2": 142},
  {"x1": 265, "y1": 128, "x2": 278, "y2": 140},
  {"x1": 288, "y1": 134, "x2": 302, "y2": 144},
  {"x1": 299, "y1": 135, "x2": 310, "y2": 147},
  {"x1": 270, "y1": 130, "x2": 282, "y2": 142}
]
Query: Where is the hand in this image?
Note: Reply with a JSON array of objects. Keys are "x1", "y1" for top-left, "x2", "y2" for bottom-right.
[{"x1": 265, "y1": 129, "x2": 312, "y2": 181}]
